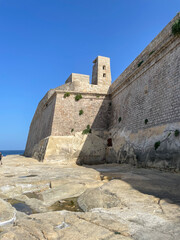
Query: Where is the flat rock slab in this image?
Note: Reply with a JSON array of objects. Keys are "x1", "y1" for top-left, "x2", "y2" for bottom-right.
[
  {"x1": 0, "y1": 199, "x2": 16, "y2": 226},
  {"x1": 0, "y1": 211, "x2": 133, "y2": 240},
  {"x1": 0, "y1": 156, "x2": 180, "y2": 239}
]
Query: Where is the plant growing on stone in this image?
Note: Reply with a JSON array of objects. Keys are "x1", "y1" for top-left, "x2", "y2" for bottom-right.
[
  {"x1": 174, "y1": 129, "x2": 179, "y2": 137},
  {"x1": 71, "y1": 128, "x2": 74, "y2": 132},
  {"x1": 64, "y1": 92, "x2": 70, "y2": 98},
  {"x1": 75, "y1": 94, "x2": 82, "y2": 101},
  {"x1": 79, "y1": 109, "x2": 84, "y2": 115},
  {"x1": 154, "y1": 129, "x2": 179, "y2": 151},
  {"x1": 137, "y1": 60, "x2": 144, "y2": 67},
  {"x1": 149, "y1": 50, "x2": 155, "y2": 56},
  {"x1": 154, "y1": 141, "x2": 161, "y2": 150},
  {"x1": 96, "y1": 95, "x2": 100, "y2": 98},
  {"x1": 118, "y1": 117, "x2": 122, "y2": 123},
  {"x1": 144, "y1": 119, "x2": 148, "y2": 125},
  {"x1": 172, "y1": 19, "x2": 180, "y2": 36},
  {"x1": 82, "y1": 125, "x2": 91, "y2": 134}
]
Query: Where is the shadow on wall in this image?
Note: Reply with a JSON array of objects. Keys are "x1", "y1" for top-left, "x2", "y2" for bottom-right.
[
  {"x1": 74, "y1": 97, "x2": 180, "y2": 206},
  {"x1": 75, "y1": 95, "x2": 118, "y2": 165},
  {"x1": 75, "y1": 92, "x2": 180, "y2": 172}
]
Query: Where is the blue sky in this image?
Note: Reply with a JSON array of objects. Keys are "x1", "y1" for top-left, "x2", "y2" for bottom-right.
[{"x1": 0, "y1": 0, "x2": 179, "y2": 150}]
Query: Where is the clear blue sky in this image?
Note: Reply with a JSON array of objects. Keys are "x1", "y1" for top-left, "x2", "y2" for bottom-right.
[{"x1": 0, "y1": 0, "x2": 179, "y2": 150}]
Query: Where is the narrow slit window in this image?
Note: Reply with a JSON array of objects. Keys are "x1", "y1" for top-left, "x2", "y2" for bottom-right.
[
  {"x1": 103, "y1": 65, "x2": 106, "y2": 70},
  {"x1": 107, "y1": 138, "x2": 112, "y2": 147},
  {"x1": 103, "y1": 73, "x2": 106, "y2": 77}
]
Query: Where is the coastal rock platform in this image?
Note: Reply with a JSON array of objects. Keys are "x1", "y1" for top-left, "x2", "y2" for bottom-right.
[{"x1": 0, "y1": 155, "x2": 180, "y2": 239}]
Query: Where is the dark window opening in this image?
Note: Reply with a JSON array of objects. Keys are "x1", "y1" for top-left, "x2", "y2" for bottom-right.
[
  {"x1": 103, "y1": 65, "x2": 106, "y2": 70},
  {"x1": 103, "y1": 73, "x2": 106, "y2": 77},
  {"x1": 107, "y1": 138, "x2": 112, "y2": 147}
]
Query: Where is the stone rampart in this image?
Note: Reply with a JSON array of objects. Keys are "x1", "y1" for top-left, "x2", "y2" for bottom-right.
[
  {"x1": 108, "y1": 13, "x2": 180, "y2": 170},
  {"x1": 25, "y1": 14, "x2": 180, "y2": 169}
]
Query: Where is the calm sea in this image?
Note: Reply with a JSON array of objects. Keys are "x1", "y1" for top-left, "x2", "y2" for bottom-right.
[{"x1": 0, "y1": 150, "x2": 24, "y2": 156}]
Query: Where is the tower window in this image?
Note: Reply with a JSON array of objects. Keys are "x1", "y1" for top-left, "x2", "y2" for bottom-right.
[
  {"x1": 103, "y1": 65, "x2": 106, "y2": 70},
  {"x1": 103, "y1": 73, "x2": 106, "y2": 77},
  {"x1": 107, "y1": 138, "x2": 112, "y2": 147}
]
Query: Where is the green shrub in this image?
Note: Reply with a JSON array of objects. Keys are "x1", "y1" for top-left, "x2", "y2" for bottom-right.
[
  {"x1": 82, "y1": 125, "x2": 91, "y2": 134},
  {"x1": 137, "y1": 60, "x2": 144, "y2": 67},
  {"x1": 75, "y1": 94, "x2": 82, "y2": 101},
  {"x1": 70, "y1": 200, "x2": 74, "y2": 205},
  {"x1": 144, "y1": 119, "x2": 148, "y2": 125},
  {"x1": 64, "y1": 92, "x2": 70, "y2": 98},
  {"x1": 79, "y1": 109, "x2": 84, "y2": 115},
  {"x1": 96, "y1": 95, "x2": 100, "y2": 98},
  {"x1": 71, "y1": 128, "x2": 74, "y2": 132},
  {"x1": 174, "y1": 129, "x2": 179, "y2": 137},
  {"x1": 149, "y1": 50, "x2": 155, "y2": 56},
  {"x1": 118, "y1": 117, "x2": 121, "y2": 123},
  {"x1": 154, "y1": 141, "x2": 161, "y2": 150},
  {"x1": 172, "y1": 19, "x2": 180, "y2": 36}
]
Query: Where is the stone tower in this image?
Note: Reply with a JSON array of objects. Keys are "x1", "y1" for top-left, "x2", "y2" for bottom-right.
[{"x1": 92, "y1": 56, "x2": 111, "y2": 86}]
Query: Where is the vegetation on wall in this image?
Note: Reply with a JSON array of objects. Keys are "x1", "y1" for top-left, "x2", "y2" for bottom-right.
[
  {"x1": 144, "y1": 119, "x2": 148, "y2": 125},
  {"x1": 154, "y1": 129, "x2": 179, "y2": 150},
  {"x1": 64, "y1": 92, "x2": 70, "y2": 98},
  {"x1": 137, "y1": 60, "x2": 144, "y2": 67},
  {"x1": 75, "y1": 94, "x2": 82, "y2": 101},
  {"x1": 154, "y1": 141, "x2": 161, "y2": 150},
  {"x1": 82, "y1": 125, "x2": 91, "y2": 134},
  {"x1": 149, "y1": 50, "x2": 155, "y2": 56},
  {"x1": 172, "y1": 19, "x2": 180, "y2": 36},
  {"x1": 79, "y1": 109, "x2": 84, "y2": 115},
  {"x1": 71, "y1": 128, "x2": 74, "y2": 132},
  {"x1": 174, "y1": 129, "x2": 179, "y2": 137}
]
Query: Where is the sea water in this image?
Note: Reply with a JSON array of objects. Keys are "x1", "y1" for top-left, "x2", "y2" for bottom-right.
[{"x1": 0, "y1": 150, "x2": 24, "y2": 156}]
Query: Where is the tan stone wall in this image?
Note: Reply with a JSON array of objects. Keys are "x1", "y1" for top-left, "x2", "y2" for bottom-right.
[
  {"x1": 92, "y1": 56, "x2": 111, "y2": 86},
  {"x1": 25, "y1": 13, "x2": 180, "y2": 170},
  {"x1": 108, "y1": 13, "x2": 180, "y2": 170},
  {"x1": 24, "y1": 94, "x2": 56, "y2": 157},
  {"x1": 51, "y1": 92, "x2": 110, "y2": 136},
  {"x1": 65, "y1": 73, "x2": 90, "y2": 84}
]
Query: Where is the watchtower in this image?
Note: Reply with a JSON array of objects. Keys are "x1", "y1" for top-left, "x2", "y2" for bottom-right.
[{"x1": 92, "y1": 56, "x2": 111, "y2": 87}]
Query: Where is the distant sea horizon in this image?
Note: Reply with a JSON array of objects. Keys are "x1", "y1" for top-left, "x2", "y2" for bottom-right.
[{"x1": 0, "y1": 150, "x2": 24, "y2": 156}]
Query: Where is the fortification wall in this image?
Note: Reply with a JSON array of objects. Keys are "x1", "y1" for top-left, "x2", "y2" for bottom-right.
[
  {"x1": 52, "y1": 91, "x2": 110, "y2": 136},
  {"x1": 108, "y1": 13, "x2": 180, "y2": 170},
  {"x1": 24, "y1": 91, "x2": 56, "y2": 159},
  {"x1": 25, "y1": 14, "x2": 180, "y2": 169},
  {"x1": 43, "y1": 91, "x2": 111, "y2": 163},
  {"x1": 25, "y1": 88, "x2": 111, "y2": 162}
]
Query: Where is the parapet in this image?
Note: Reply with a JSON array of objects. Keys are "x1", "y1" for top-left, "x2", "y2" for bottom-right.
[{"x1": 65, "y1": 73, "x2": 90, "y2": 85}]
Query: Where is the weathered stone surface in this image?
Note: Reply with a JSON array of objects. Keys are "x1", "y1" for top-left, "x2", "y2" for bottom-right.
[
  {"x1": 78, "y1": 186, "x2": 122, "y2": 211},
  {"x1": 0, "y1": 155, "x2": 180, "y2": 239},
  {"x1": 0, "y1": 199, "x2": 16, "y2": 226}
]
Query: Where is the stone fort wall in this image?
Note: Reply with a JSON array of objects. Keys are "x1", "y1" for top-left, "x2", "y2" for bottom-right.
[
  {"x1": 25, "y1": 13, "x2": 180, "y2": 169},
  {"x1": 108, "y1": 13, "x2": 180, "y2": 170},
  {"x1": 24, "y1": 56, "x2": 112, "y2": 162}
]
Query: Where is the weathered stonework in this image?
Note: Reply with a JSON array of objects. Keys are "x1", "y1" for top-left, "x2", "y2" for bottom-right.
[{"x1": 25, "y1": 13, "x2": 180, "y2": 170}]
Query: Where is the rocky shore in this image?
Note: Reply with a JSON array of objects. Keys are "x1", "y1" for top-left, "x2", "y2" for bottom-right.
[{"x1": 0, "y1": 155, "x2": 180, "y2": 239}]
